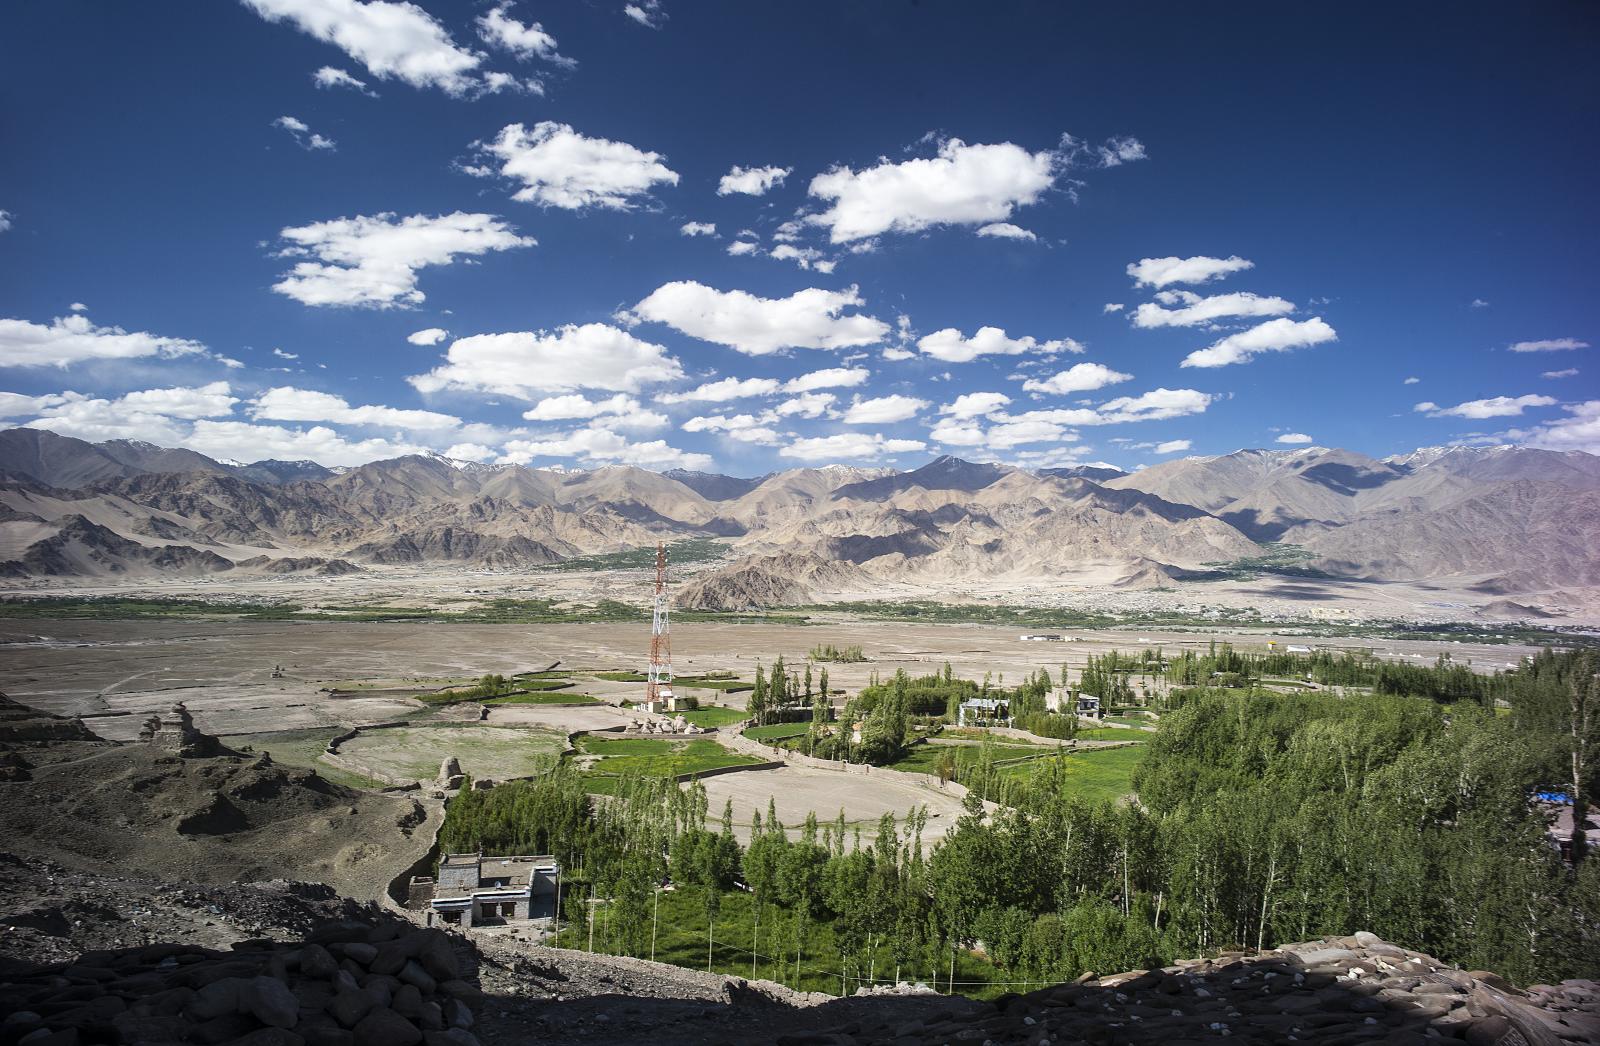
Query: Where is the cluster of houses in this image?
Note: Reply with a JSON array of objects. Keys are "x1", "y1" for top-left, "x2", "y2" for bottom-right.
[{"x1": 956, "y1": 688, "x2": 1102, "y2": 727}]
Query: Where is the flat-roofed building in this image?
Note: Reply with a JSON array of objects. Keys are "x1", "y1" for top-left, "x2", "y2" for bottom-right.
[{"x1": 409, "y1": 852, "x2": 560, "y2": 929}]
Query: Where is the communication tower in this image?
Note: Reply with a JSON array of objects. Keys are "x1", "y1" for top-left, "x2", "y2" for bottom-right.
[{"x1": 644, "y1": 541, "x2": 673, "y2": 711}]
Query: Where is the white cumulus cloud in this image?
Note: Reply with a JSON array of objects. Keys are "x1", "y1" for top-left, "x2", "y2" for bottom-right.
[
  {"x1": 681, "y1": 413, "x2": 782, "y2": 445},
  {"x1": 1154, "y1": 439, "x2": 1191, "y2": 454},
  {"x1": 625, "y1": 281, "x2": 887, "y2": 356},
  {"x1": 1131, "y1": 290, "x2": 1294, "y2": 329},
  {"x1": 1542, "y1": 368, "x2": 1579, "y2": 379},
  {"x1": 774, "y1": 392, "x2": 837, "y2": 419},
  {"x1": 1508, "y1": 338, "x2": 1588, "y2": 353},
  {"x1": 522, "y1": 393, "x2": 641, "y2": 421},
  {"x1": 976, "y1": 222, "x2": 1036, "y2": 241},
  {"x1": 270, "y1": 212, "x2": 533, "y2": 308},
  {"x1": 680, "y1": 221, "x2": 716, "y2": 237},
  {"x1": 807, "y1": 137, "x2": 1061, "y2": 244},
  {"x1": 718, "y1": 165, "x2": 791, "y2": 196},
  {"x1": 623, "y1": 1, "x2": 664, "y2": 28},
  {"x1": 312, "y1": 65, "x2": 375, "y2": 94},
  {"x1": 0, "y1": 313, "x2": 209, "y2": 368},
  {"x1": 938, "y1": 392, "x2": 1012, "y2": 421},
  {"x1": 1275, "y1": 432, "x2": 1314, "y2": 445},
  {"x1": 478, "y1": 121, "x2": 677, "y2": 210},
  {"x1": 917, "y1": 326, "x2": 1082, "y2": 363},
  {"x1": 1417, "y1": 394, "x2": 1557, "y2": 419},
  {"x1": 1127, "y1": 255, "x2": 1254, "y2": 289},
  {"x1": 1506, "y1": 401, "x2": 1600, "y2": 455},
  {"x1": 658, "y1": 377, "x2": 781, "y2": 404},
  {"x1": 784, "y1": 367, "x2": 869, "y2": 393},
  {"x1": 477, "y1": 3, "x2": 573, "y2": 66},
  {"x1": 407, "y1": 327, "x2": 449, "y2": 346},
  {"x1": 243, "y1": 0, "x2": 487, "y2": 96},
  {"x1": 272, "y1": 115, "x2": 336, "y2": 150},
  {"x1": 410, "y1": 323, "x2": 682, "y2": 397},
  {"x1": 1181, "y1": 317, "x2": 1337, "y2": 368},
  {"x1": 187, "y1": 421, "x2": 431, "y2": 467},
  {"x1": 501, "y1": 427, "x2": 710, "y2": 470},
  {"x1": 251, "y1": 386, "x2": 463, "y2": 430},
  {"x1": 843, "y1": 394, "x2": 926, "y2": 424},
  {"x1": 1021, "y1": 362, "x2": 1134, "y2": 395},
  {"x1": 779, "y1": 432, "x2": 926, "y2": 461}
]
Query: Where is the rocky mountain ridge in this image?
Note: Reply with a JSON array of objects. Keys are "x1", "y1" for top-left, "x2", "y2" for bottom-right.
[{"x1": 2, "y1": 427, "x2": 1597, "y2": 601}]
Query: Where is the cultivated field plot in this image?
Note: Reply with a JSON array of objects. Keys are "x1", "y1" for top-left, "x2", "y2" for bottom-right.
[
  {"x1": 695, "y1": 763, "x2": 970, "y2": 844},
  {"x1": 340, "y1": 724, "x2": 566, "y2": 782},
  {"x1": 571, "y1": 735, "x2": 760, "y2": 780}
]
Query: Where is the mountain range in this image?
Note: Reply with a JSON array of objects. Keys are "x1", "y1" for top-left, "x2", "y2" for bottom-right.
[{"x1": 2, "y1": 426, "x2": 1597, "y2": 606}]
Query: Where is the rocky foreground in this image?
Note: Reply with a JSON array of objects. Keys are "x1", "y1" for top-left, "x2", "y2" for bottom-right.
[{"x1": 5, "y1": 893, "x2": 1599, "y2": 1046}]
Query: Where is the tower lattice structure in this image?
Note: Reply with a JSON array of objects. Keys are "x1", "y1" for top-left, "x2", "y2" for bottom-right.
[{"x1": 645, "y1": 541, "x2": 672, "y2": 706}]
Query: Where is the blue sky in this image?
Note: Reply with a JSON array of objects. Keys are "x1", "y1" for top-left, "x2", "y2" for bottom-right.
[{"x1": 1, "y1": 1, "x2": 1596, "y2": 472}]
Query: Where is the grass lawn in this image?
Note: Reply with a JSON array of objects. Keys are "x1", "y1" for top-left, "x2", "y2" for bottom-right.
[
  {"x1": 1073, "y1": 727, "x2": 1151, "y2": 741},
  {"x1": 888, "y1": 742, "x2": 1046, "y2": 780},
  {"x1": 939, "y1": 727, "x2": 1041, "y2": 744},
  {"x1": 1045, "y1": 744, "x2": 1146, "y2": 803},
  {"x1": 548, "y1": 882, "x2": 1004, "y2": 998},
  {"x1": 744, "y1": 722, "x2": 810, "y2": 742},
  {"x1": 574, "y1": 735, "x2": 761, "y2": 779},
  {"x1": 677, "y1": 705, "x2": 747, "y2": 729}
]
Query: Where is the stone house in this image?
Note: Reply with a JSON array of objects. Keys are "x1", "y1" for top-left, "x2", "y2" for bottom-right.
[{"x1": 409, "y1": 853, "x2": 560, "y2": 929}]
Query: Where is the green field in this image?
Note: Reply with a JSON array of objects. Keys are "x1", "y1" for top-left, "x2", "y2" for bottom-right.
[
  {"x1": 676, "y1": 705, "x2": 747, "y2": 729},
  {"x1": 1046, "y1": 744, "x2": 1146, "y2": 803},
  {"x1": 573, "y1": 735, "x2": 761, "y2": 779},
  {"x1": 885, "y1": 741, "x2": 1144, "y2": 802},
  {"x1": 1072, "y1": 727, "x2": 1151, "y2": 741},
  {"x1": 743, "y1": 722, "x2": 811, "y2": 742},
  {"x1": 548, "y1": 882, "x2": 1003, "y2": 997},
  {"x1": 889, "y1": 742, "x2": 1046, "y2": 781}
]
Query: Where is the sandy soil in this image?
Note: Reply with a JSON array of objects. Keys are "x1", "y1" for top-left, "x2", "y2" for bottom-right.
[
  {"x1": 696, "y1": 763, "x2": 969, "y2": 845},
  {"x1": 0, "y1": 616, "x2": 1550, "y2": 737}
]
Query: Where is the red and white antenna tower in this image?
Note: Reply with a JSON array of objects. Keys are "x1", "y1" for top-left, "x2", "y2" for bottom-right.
[{"x1": 645, "y1": 541, "x2": 672, "y2": 707}]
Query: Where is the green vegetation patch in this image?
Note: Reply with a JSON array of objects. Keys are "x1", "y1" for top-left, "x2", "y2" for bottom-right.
[
  {"x1": 574, "y1": 735, "x2": 761, "y2": 779},
  {"x1": 1192, "y1": 542, "x2": 1341, "y2": 581},
  {"x1": 549, "y1": 883, "x2": 1004, "y2": 998},
  {"x1": 744, "y1": 722, "x2": 811, "y2": 742},
  {"x1": 677, "y1": 706, "x2": 747, "y2": 729},
  {"x1": 809, "y1": 643, "x2": 867, "y2": 662},
  {"x1": 537, "y1": 539, "x2": 730, "y2": 573}
]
